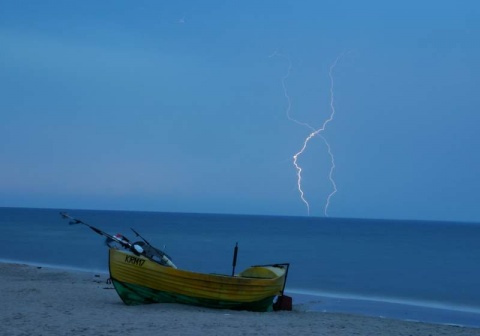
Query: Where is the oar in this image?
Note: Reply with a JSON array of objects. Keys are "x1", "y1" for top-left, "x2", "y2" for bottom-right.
[{"x1": 59, "y1": 212, "x2": 131, "y2": 248}]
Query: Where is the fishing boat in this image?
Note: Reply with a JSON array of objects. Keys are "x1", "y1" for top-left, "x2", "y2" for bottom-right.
[
  {"x1": 60, "y1": 213, "x2": 291, "y2": 312},
  {"x1": 109, "y1": 248, "x2": 288, "y2": 311}
]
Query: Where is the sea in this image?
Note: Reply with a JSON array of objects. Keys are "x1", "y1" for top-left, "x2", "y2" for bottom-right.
[{"x1": 1, "y1": 207, "x2": 479, "y2": 327}]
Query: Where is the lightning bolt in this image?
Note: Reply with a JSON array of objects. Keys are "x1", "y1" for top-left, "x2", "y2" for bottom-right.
[
  {"x1": 323, "y1": 57, "x2": 342, "y2": 216},
  {"x1": 273, "y1": 52, "x2": 344, "y2": 216},
  {"x1": 270, "y1": 51, "x2": 316, "y2": 213},
  {"x1": 269, "y1": 51, "x2": 316, "y2": 131}
]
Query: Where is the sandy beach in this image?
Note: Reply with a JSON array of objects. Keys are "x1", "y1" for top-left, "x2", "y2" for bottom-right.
[{"x1": 2, "y1": 263, "x2": 479, "y2": 336}]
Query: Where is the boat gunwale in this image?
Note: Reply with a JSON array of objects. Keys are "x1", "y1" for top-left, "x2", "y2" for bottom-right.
[{"x1": 110, "y1": 248, "x2": 287, "y2": 282}]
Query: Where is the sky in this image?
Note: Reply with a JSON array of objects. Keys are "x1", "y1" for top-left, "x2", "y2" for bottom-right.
[{"x1": 0, "y1": 1, "x2": 479, "y2": 222}]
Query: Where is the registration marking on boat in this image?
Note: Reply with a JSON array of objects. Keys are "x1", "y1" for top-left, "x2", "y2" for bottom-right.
[{"x1": 124, "y1": 255, "x2": 145, "y2": 266}]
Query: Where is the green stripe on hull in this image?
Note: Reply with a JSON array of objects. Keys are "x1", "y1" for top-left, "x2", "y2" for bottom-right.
[{"x1": 111, "y1": 278, "x2": 275, "y2": 312}]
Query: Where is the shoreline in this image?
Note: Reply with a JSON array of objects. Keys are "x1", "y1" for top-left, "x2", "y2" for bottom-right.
[
  {"x1": 2, "y1": 262, "x2": 480, "y2": 336},
  {"x1": 3, "y1": 258, "x2": 480, "y2": 328},
  {"x1": 291, "y1": 291, "x2": 480, "y2": 329}
]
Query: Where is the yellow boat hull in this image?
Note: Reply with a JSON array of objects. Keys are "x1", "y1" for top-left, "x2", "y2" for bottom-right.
[{"x1": 108, "y1": 248, "x2": 287, "y2": 311}]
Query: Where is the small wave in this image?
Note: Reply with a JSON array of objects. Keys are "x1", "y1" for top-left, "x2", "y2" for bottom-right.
[
  {"x1": 287, "y1": 288, "x2": 480, "y2": 314},
  {"x1": 0, "y1": 258, "x2": 108, "y2": 275}
]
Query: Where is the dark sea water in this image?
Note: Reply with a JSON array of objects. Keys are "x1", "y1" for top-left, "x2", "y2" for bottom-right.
[{"x1": 1, "y1": 207, "x2": 479, "y2": 327}]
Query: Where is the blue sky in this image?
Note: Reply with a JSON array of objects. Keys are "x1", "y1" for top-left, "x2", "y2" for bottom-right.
[{"x1": 1, "y1": 1, "x2": 479, "y2": 222}]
